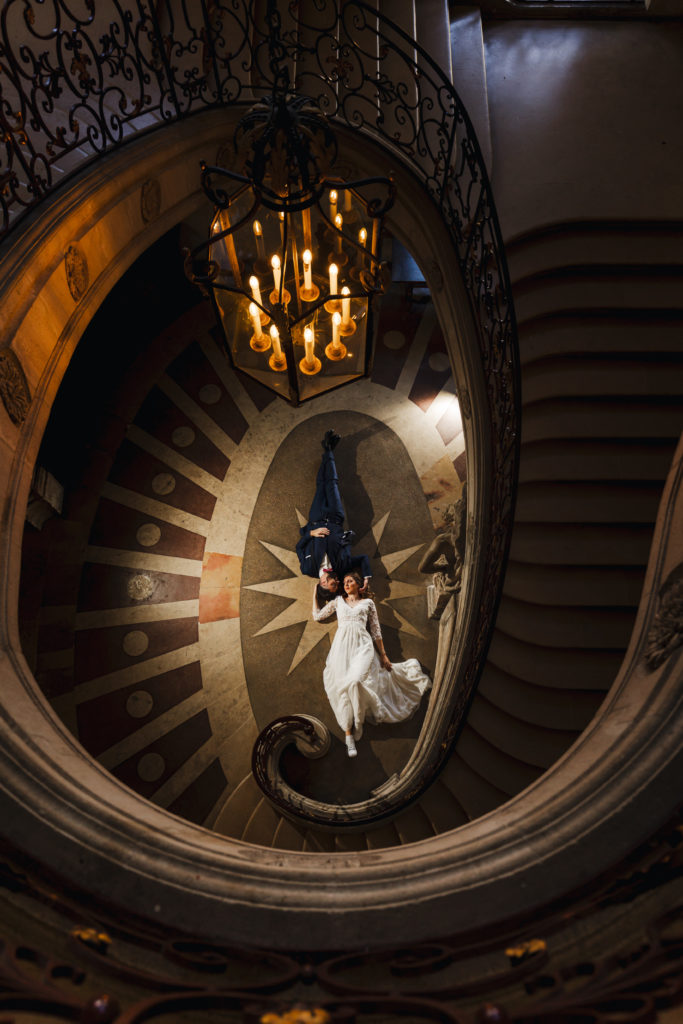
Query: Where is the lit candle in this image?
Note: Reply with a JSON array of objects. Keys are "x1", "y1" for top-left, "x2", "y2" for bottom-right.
[
  {"x1": 303, "y1": 249, "x2": 313, "y2": 292},
  {"x1": 253, "y1": 220, "x2": 265, "y2": 261},
  {"x1": 341, "y1": 286, "x2": 351, "y2": 327},
  {"x1": 270, "y1": 324, "x2": 283, "y2": 363},
  {"x1": 329, "y1": 263, "x2": 338, "y2": 296},
  {"x1": 304, "y1": 325, "x2": 315, "y2": 366},
  {"x1": 271, "y1": 254, "x2": 281, "y2": 294},
  {"x1": 334, "y1": 213, "x2": 343, "y2": 255},
  {"x1": 332, "y1": 311, "x2": 341, "y2": 353},
  {"x1": 249, "y1": 301, "x2": 262, "y2": 338},
  {"x1": 249, "y1": 275, "x2": 263, "y2": 307},
  {"x1": 329, "y1": 189, "x2": 338, "y2": 220},
  {"x1": 357, "y1": 227, "x2": 367, "y2": 269}
]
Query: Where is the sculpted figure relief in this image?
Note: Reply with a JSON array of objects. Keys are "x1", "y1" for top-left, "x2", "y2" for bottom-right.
[{"x1": 418, "y1": 483, "x2": 467, "y2": 619}]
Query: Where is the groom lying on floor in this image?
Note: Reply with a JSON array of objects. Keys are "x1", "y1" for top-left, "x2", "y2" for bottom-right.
[{"x1": 295, "y1": 430, "x2": 372, "y2": 604}]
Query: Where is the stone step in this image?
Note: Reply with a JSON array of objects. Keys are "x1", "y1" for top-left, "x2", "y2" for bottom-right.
[
  {"x1": 456, "y1": 723, "x2": 542, "y2": 793},
  {"x1": 417, "y1": 779, "x2": 469, "y2": 833},
  {"x1": 495, "y1": 594, "x2": 637, "y2": 649},
  {"x1": 487, "y1": 630, "x2": 623, "y2": 690},
  {"x1": 518, "y1": 439, "x2": 677, "y2": 483},
  {"x1": 509, "y1": 521, "x2": 654, "y2": 567},
  {"x1": 515, "y1": 481, "x2": 662, "y2": 524},
  {"x1": 466, "y1": 696, "x2": 583, "y2": 771},
  {"x1": 440, "y1": 754, "x2": 509, "y2": 820},
  {"x1": 507, "y1": 222, "x2": 683, "y2": 281},
  {"x1": 477, "y1": 664, "x2": 605, "y2": 732},
  {"x1": 521, "y1": 397, "x2": 683, "y2": 444},
  {"x1": 393, "y1": 802, "x2": 437, "y2": 845},
  {"x1": 513, "y1": 266, "x2": 683, "y2": 322},
  {"x1": 518, "y1": 315, "x2": 683, "y2": 364},
  {"x1": 522, "y1": 356, "x2": 683, "y2": 403},
  {"x1": 503, "y1": 561, "x2": 645, "y2": 607},
  {"x1": 212, "y1": 772, "x2": 262, "y2": 838},
  {"x1": 365, "y1": 821, "x2": 403, "y2": 849},
  {"x1": 242, "y1": 796, "x2": 281, "y2": 846},
  {"x1": 272, "y1": 816, "x2": 307, "y2": 851}
]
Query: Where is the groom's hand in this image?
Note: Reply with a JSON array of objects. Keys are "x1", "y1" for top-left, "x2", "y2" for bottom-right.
[{"x1": 310, "y1": 527, "x2": 330, "y2": 538}]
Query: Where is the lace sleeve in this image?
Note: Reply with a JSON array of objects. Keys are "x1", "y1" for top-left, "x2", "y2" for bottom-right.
[
  {"x1": 313, "y1": 596, "x2": 338, "y2": 622},
  {"x1": 366, "y1": 599, "x2": 382, "y2": 641}
]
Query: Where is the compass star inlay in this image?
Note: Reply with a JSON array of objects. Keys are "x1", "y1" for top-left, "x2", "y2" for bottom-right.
[{"x1": 245, "y1": 511, "x2": 425, "y2": 675}]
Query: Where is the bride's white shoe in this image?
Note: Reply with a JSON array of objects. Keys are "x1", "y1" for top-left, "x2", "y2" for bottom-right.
[{"x1": 345, "y1": 734, "x2": 357, "y2": 757}]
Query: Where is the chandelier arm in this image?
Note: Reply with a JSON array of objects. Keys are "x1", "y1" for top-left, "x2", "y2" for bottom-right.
[{"x1": 200, "y1": 163, "x2": 254, "y2": 208}]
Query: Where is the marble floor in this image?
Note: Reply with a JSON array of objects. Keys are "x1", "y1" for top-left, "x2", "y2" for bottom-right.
[{"x1": 27, "y1": 286, "x2": 467, "y2": 830}]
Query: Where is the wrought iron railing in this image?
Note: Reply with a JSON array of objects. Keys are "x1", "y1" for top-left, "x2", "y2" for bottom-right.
[{"x1": 1, "y1": 0, "x2": 519, "y2": 827}]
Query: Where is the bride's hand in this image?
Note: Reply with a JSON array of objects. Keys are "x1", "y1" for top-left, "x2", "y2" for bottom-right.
[{"x1": 381, "y1": 653, "x2": 392, "y2": 670}]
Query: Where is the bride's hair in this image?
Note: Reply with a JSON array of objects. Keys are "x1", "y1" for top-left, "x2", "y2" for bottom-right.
[{"x1": 343, "y1": 571, "x2": 374, "y2": 599}]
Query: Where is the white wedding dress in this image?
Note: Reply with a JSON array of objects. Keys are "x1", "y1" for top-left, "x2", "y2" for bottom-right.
[{"x1": 313, "y1": 596, "x2": 431, "y2": 734}]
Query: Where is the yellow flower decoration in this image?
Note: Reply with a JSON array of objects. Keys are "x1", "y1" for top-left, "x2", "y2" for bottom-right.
[
  {"x1": 505, "y1": 938, "x2": 547, "y2": 961},
  {"x1": 260, "y1": 1009, "x2": 331, "y2": 1024},
  {"x1": 71, "y1": 927, "x2": 112, "y2": 953}
]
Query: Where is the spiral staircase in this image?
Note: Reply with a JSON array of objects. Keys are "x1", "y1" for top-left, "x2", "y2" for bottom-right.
[{"x1": 15, "y1": 0, "x2": 682, "y2": 859}]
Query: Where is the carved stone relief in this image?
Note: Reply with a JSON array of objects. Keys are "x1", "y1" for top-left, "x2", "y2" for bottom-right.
[
  {"x1": 0, "y1": 348, "x2": 31, "y2": 425},
  {"x1": 427, "y1": 258, "x2": 444, "y2": 294},
  {"x1": 645, "y1": 563, "x2": 683, "y2": 671},
  {"x1": 419, "y1": 483, "x2": 467, "y2": 620},
  {"x1": 64, "y1": 244, "x2": 89, "y2": 302},
  {"x1": 140, "y1": 178, "x2": 161, "y2": 224},
  {"x1": 458, "y1": 387, "x2": 471, "y2": 419}
]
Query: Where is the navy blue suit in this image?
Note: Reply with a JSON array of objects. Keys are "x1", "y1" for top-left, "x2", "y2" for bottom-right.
[{"x1": 296, "y1": 449, "x2": 372, "y2": 581}]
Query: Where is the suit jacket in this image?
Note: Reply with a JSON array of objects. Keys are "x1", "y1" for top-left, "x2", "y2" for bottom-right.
[{"x1": 296, "y1": 522, "x2": 371, "y2": 581}]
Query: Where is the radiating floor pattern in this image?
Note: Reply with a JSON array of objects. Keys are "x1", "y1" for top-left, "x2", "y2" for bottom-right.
[{"x1": 33, "y1": 288, "x2": 467, "y2": 833}]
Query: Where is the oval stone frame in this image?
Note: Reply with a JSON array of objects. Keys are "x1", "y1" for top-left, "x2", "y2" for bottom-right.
[{"x1": 1, "y1": 110, "x2": 681, "y2": 953}]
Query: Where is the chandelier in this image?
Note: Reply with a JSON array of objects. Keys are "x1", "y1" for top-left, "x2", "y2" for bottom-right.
[{"x1": 186, "y1": 60, "x2": 395, "y2": 405}]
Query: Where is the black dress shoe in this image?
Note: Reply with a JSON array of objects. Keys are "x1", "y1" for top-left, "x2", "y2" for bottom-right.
[{"x1": 322, "y1": 429, "x2": 341, "y2": 451}]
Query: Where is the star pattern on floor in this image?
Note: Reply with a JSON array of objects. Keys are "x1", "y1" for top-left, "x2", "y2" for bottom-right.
[{"x1": 245, "y1": 511, "x2": 426, "y2": 675}]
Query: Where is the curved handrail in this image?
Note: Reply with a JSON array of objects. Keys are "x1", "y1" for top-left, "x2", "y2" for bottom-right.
[{"x1": 0, "y1": 0, "x2": 519, "y2": 827}]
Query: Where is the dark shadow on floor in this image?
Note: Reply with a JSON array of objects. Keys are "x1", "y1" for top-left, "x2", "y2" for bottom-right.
[{"x1": 279, "y1": 700, "x2": 429, "y2": 805}]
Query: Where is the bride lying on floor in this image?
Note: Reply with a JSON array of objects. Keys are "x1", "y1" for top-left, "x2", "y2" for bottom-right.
[{"x1": 312, "y1": 571, "x2": 431, "y2": 757}]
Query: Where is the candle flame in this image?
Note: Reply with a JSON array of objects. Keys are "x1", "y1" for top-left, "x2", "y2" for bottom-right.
[
  {"x1": 332, "y1": 312, "x2": 341, "y2": 326},
  {"x1": 253, "y1": 220, "x2": 262, "y2": 236},
  {"x1": 271, "y1": 254, "x2": 280, "y2": 269},
  {"x1": 270, "y1": 324, "x2": 279, "y2": 340},
  {"x1": 303, "y1": 249, "x2": 312, "y2": 265},
  {"x1": 249, "y1": 302, "x2": 258, "y2": 316},
  {"x1": 359, "y1": 228, "x2": 367, "y2": 244},
  {"x1": 334, "y1": 213, "x2": 343, "y2": 230},
  {"x1": 330, "y1": 190, "x2": 338, "y2": 203},
  {"x1": 249, "y1": 275, "x2": 259, "y2": 289},
  {"x1": 304, "y1": 326, "x2": 314, "y2": 343},
  {"x1": 342, "y1": 286, "x2": 350, "y2": 295}
]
